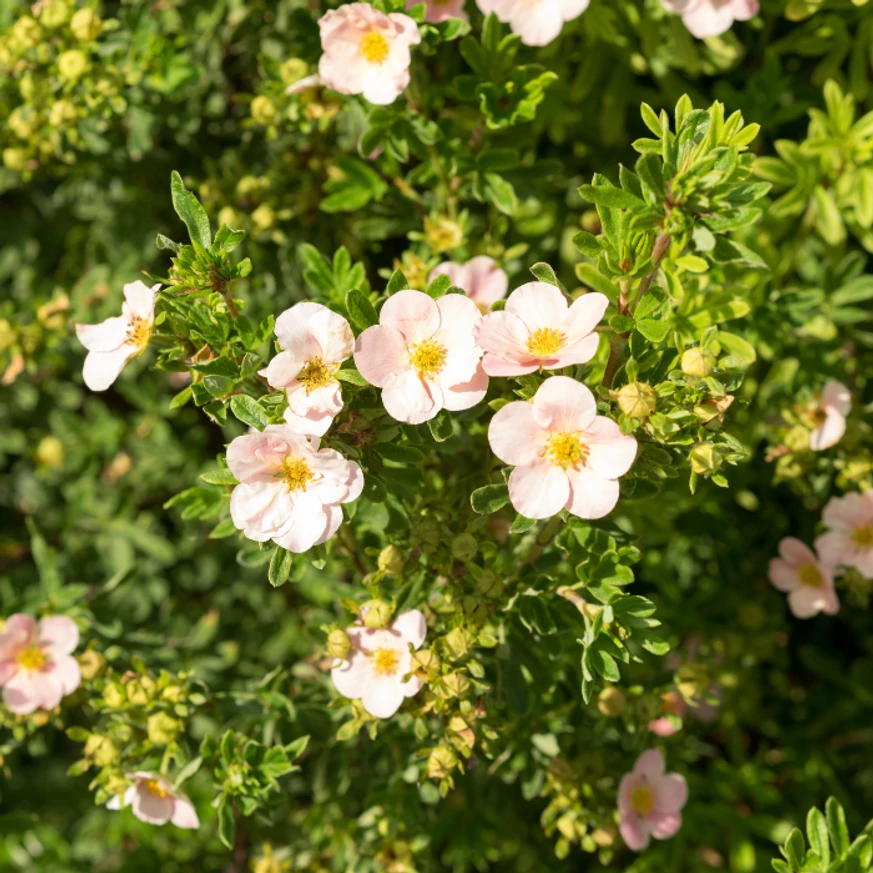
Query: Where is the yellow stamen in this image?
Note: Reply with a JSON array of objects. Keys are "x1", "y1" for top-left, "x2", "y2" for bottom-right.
[
  {"x1": 409, "y1": 338, "x2": 447, "y2": 378},
  {"x1": 143, "y1": 778, "x2": 170, "y2": 798},
  {"x1": 279, "y1": 456, "x2": 313, "y2": 491},
  {"x1": 853, "y1": 525, "x2": 873, "y2": 548},
  {"x1": 297, "y1": 357, "x2": 334, "y2": 394},
  {"x1": 631, "y1": 785, "x2": 654, "y2": 816},
  {"x1": 16, "y1": 647, "x2": 46, "y2": 671},
  {"x1": 371, "y1": 647, "x2": 399, "y2": 676},
  {"x1": 545, "y1": 433, "x2": 587, "y2": 469},
  {"x1": 360, "y1": 31, "x2": 389, "y2": 64},
  {"x1": 798, "y1": 564, "x2": 823, "y2": 588},
  {"x1": 526, "y1": 327, "x2": 564, "y2": 357},
  {"x1": 126, "y1": 316, "x2": 151, "y2": 349}
]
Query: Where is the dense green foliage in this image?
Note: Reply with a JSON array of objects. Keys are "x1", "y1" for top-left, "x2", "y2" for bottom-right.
[{"x1": 2, "y1": 1, "x2": 873, "y2": 871}]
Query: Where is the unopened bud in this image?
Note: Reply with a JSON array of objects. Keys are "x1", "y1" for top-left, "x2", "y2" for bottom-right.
[
  {"x1": 597, "y1": 686, "x2": 626, "y2": 718},
  {"x1": 77, "y1": 649, "x2": 105, "y2": 680},
  {"x1": 424, "y1": 215, "x2": 464, "y2": 253},
  {"x1": 85, "y1": 734, "x2": 118, "y2": 767},
  {"x1": 450, "y1": 533, "x2": 478, "y2": 562},
  {"x1": 13, "y1": 17, "x2": 42, "y2": 48},
  {"x1": 427, "y1": 745, "x2": 459, "y2": 780},
  {"x1": 36, "y1": 436, "x2": 64, "y2": 470},
  {"x1": 281, "y1": 58, "x2": 309, "y2": 86},
  {"x1": 39, "y1": 1, "x2": 71, "y2": 28},
  {"x1": 377, "y1": 545, "x2": 405, "y2": 575},
  {"x1": 411, "y1": 648, "x2": 440, "y2": 680},
  {"x1": 689, "y1": 442, "x2": 721, "y2": 476},
  {"x1": 681, "y1": 347, "x2": 716, "y2": 378},
  {"x1": 327, "y1": 628, "x2": 352, "y2": 660},
  {"x1": 592, "y1": 825, "x2": 617, "y2": 848},
  {"x1": 361, "y1": 599, "x2": 392, "y2": 629},
  {"x1": 70, "y1": 8, "x2": 101, "y2": 41},
  {"x1": 57, "y1": 50, "x2": 87, "y2": 80},
  {"x1": 147, "y1": 712, "x2": 182, "y2": 745},
  {"x1": 125, "y1": 675, "x2": 157, "y2": 706},
  {"x1": 613, "y1": 381, "x2": 657, "y2": 419},
  {"x1": 161, "y1": 683, "x2": 186, "y2": 704},
  {"x1": 102, "y1": 682, "x2": 126, "y2": 708},
  {"x1": 3, "y1": 148, "x2": 28, "y2": 172},
  {"x1": 250, "y1": 204, "x2": 275, "y2": 232},
  {"x1": 250, "y1": 95, "x2": 277, "y2": 125},
  {"x1": 8, "y1": 107, "x2": 34, "y2": 140}
]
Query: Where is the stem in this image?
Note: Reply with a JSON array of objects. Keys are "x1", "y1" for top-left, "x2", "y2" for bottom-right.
[
  {"x1": 339, "y1": 524, "x2": 367, "y2": 577},
  {"x1": 523, "y1": 516, "x2": 564, "y2": 566},
  {"x1": 222, "y1": 291, "x2": 239, "y2": 319}
]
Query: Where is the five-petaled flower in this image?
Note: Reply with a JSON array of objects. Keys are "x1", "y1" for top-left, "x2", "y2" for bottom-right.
[
  {"x1": 476, "y1": 282, "x2": 607, "y2": 377},
  {"x1": 768, "y1": 537, "x2": 839, "y2": 618},
  {"x1": 107, "y1": 772, "x2": 200, "y2": 829},
  {"x1": 660, "y1": 0, "x2": 758, "y2": 39},
  {"x1": 476, "y1": 0, "x2": 589, "y2": 45},
  {"x1": 354, "y1": 289, "x2": 488, "y2": 425},
  {"x1": 618, "y1": 749, "x2": 688, "y2": 852},
  {"x1": 262, "y1": 302, "x2": 355, "y2": 436},
  {"x1": 317, "y1": 2, "x2": 421, "y2": 105},
  {"x1": 488, "y1": 375, "x2": 637, "y2": 520},
  {"x1": 815, "y1": 490, "x2": 873, "y2": 579},
  {"x1": 428, "y1": 256, "x2": 508, "y2": 312},
  {"x1": 0, "y1": 614, "x2": 81, "y2": 715},
  {"x1": 331, "y1": 609, "x2": 427, "y2": 718},
  {"x1": 808, "y1": 380, "x2": 851, "y2": 452},
  {"x1": 75, "y1": 280, "x2": 159, "y2": 391},
  {"x1": 227, "y1": 424, "x2": 363, "y2": 553}
]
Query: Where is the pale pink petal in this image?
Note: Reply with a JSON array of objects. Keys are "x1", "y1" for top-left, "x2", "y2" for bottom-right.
[
  {"x1": 2, "y1": 671, "x2": 40, "y2": 714},
  {"x1": 635, "y1": 748, "x2": 666, "y2": 780},
  {"x1": 272, "y1": 494, "x2": 330, "y2": 553},
  {"x1": 379, "y1": 290, "x2": 440, "y2": 345},
  {"x1": 563, "y1": 292, "x2": 608, "y2": 342},
  {"x1": 361, "y1": 676, "x2": 407, "y2": 718},
  {"x1": 505, "y1": 282, "x2": 568, "y2": 334},
  {"x1": 510, "y1": 0, "x2": 564, "y2": 45},
  {"x1": 170, "y1": 797, "x2": 200, "y2": 829},
  {"x1": 3, "y1": 614, "x2": 37, "y2": 645},
  {"x1": 274, "y1": 302, "x2": 327, "y2": 351},
  {"x1": 391, "y1": 609, "x2": 427, "y2": 648},
  {"x1": 620, "y1": 813, "x2": 650, "y2": 851},
  {"x1": 648, "y1": 717, "x2": 680, "y2": 737},
  {"x1": 132, "y1": 786, "x2": 174, "y2": 825},
  {"x1": 814, "y1": 531, "x2": 852, "y2": 571},
  {"x1": 122, "y1": 281, "x2": 158, "y2": 320},
  {"x1": 49, "y1": 655, "x2": 81, "y2": 696},
  {"x1": 656, "y1": 773, "x2": 688, "y2": 814},
  {"x1": 331, "y1": 650, "x2": 374, "y2": 699},
  {"x1": 230, "y1": 481, "x2": 292, "y2": 542},
  {"x1": 565, "y1": 466, "x2": 621, "y2": 520},
  {"x1": 434, "y1": 293, "x2": 483, "y2": 351},
  {"x1": 32, "y1": 670, "x2": 65, "y2": 710},
  {"x1": 481, "y1": 354, "x2": 540, "y2": 377},
  {"x1": 354, "y1": 325, "x2": 410, "y2": 388},
  {"x1": 313, "y1": 504, "x2": 344, "y2": 547},
  {"x1": 381, "y1": 370, "x2": 441, "y2": 424},
  {"x1": 441, "y1": 363, "x2": 488, "y2": 412},
  {"x1": 682, "y1": 1, "x2": 735, "y2": 37},
  {"x1": 508, "y1": 461, "x2": 570, "y2": 520},
  {"x1": 810, "y1": 413, "x2": 846, "y2": 451},
  {"x1": 549, "y1": 333, "x2": 600, "y2": 368},
  {"x1": 788, "y1": 586, "x2": 833, "y2": 619},
  {"x1": 82, "y1": 345, "x2": 135, "y2": 392},
  {"x1": 822, "y1": 380, "x2": 851, "y2": 417},
  {"x1": 264, "y1": 351, "x2": 304, "y2": 388},
  {"x1": 768, "y1": 559, "x2": 799, "y2": 592},
  {"x1": 584, "y1": 417, "x2": 638, "y2": 478},
  {"x1": 308, "y1": 307, "x2": 355, "y2": 364},
  {"x1": 732, "y1": 0, "x2": 758, "y2": 20},
  {"x1": 488, "y1": 400, "x2": 549, "y2": 466},
  {"x1": 476, "y1": 310, "x2": 532, "y2": 358},
  {"x1": 38, "y1": 615, "x2": 79, "y2": 657},
  {"x1": 0, "y1": 661, "x2": 17, "y2": 685},
  {"x1": 531, "y1": 376, "x2": 597, "y2": 433},
  {"x1": 778, "y1": 537, "x2": 817, "y2": 566},
  {"x1": 75, "y1": 317, "x2": 128, "y2": 352},
  {"x1": 649, "y1": 811, "x2": 683, "y2": 840}
]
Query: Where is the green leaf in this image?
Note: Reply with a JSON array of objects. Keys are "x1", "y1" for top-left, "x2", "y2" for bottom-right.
[
  {"x1": 484, "y1": 172, "x2": 518, "y2": 216},
  {"x1": 635, "y1": 318, "x2": 671, "y2": 343},
  {"x1": 173, "y1": 756, "x2": 203, "y2": 789},
  {"x1": 214, "y1": 224, "x2": 245, "y2": 254},
  {"x1": 27, "y1": 519, "x2": 61, "y2": 597},
  {"x1": 573, "y1": 231, "x2": 603, "y2": 258},
  {"x1": 200, "y1": 468, "x2": 238, "y2": 485},
  {"x1": 425, "y1": 273, "x2": 453, "y2": 299},
  {"x1": 156, "y1": 233, "x2": 180, "y2": 252},
  {"x1": 826, "y1": 797, "x2": 850, "y2": 856},
  {"x1": 717, "y1": 332, "x2": 757, "y2": 370},
  {"x1": 807, "y1": 807, "x2": 830, "y2": 866},
  {"x1": 335, "y1": 368, "x2": 370, "y2": 386},
  {"x1": 170, "y1": 170, "x2": 211, "y2": 249},
  {"x1": 711, "y1": 237, "x2": 768, "y2": 269},
  {"x1": 217, "y1": 797, "x2": 235, "y2": 850},
  {"x1": 784, "y1": 829, "x2": 805, "y2": 871},
  {"x1": 510, "y1": 514, "x2": 537, "y2": 534},
  {"x1": 229, "y1": 395, "x2": 269, "y2": 430},
  {"x1": 386, "y1": 270, "x2": 408, "y2": 295},
  {"x1": 346, "y1": 289, "x2": 379, "y2": 331},
  {"x1": 529, "y1": 262, "x2": 562, "y2": 288},
  {"x1": 471, "y1": 484, "x2": 510, "y2": 514},
  {"x1": 589, "y1": 648, "x2": 620, "y2": 682},
  {"x1": 428, "y1": 410, "x2": 454, "y2": 442},
  {"x1": 169, "y1": 386, "x2": 193, "y2": 409},
  {"x1": 813, "y1": 186, "x2": 846, "y2": 247},
  {"x1": 374, "y1": 443, "x2": 426, "y2": 465},
  {"x1": 577, "y1": 183, "x2": 647, "y2": 212},
  {"x1": 268, "y1": 547, "x2": 294, "y2": 587}
]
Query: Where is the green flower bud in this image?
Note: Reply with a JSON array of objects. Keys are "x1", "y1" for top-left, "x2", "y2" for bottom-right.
[
  {"x1": 3, "y1": 148, "x2": 29, "y2": 172},
  {"x1": 13, "y1": 17, "x2": 43, "y2": 49},
  {"x1": 147, "y1": 712, "x2": 182, "y2": 745},
  {"x1": 161, "y1": 684, "x2": 186, "y2": 703},
  {"x1": 250, "y1": 95, "x2": 277, "y2": 125},
  {"x1": 596, "y1": 686, "x2": 626, "y2": 718},
  {"x1": 327, "y1": 628, "x2": 352, "y2": 660},
  {"x1": 280, "y1": 58, "x2": 309, "y2": 86},
  {"x1": 49, "y1": 99, "x2": 77, "y2": 126},
  {"x1": 250, "y1": 204, "x2": 275, "y2": 232},
  {"x1": 681, "y1": 347, "x2": 716, "y2": 378},
  {"x1": 450, "y1": 533, "x2": 478, "y2": 562},
  {"x1": 636, "y1": 692, "x2": 662, "y2": 721},
  {"x1": 424, "y1": 215, "x2": 464, "y2": 253},
  {"x1": 427, "y1": 744, "x2": 459, "y2": 780},
  {"x1": 102, "y1": 682, "x2": 126, "y2": 708},
  {"x1": 85, "y1": 734, "x2": 118, "y2": 767},
  {"x1": 361, "y1": 599, "x2": 392, "y2": 629},
  {"x1": 78, "y1": 649, "x2": 105, "y2": 680},
  {"x1": 689, "y1": 442, "x2": 722, "y2": 476},
  {"x1": 8, "y1": 107, "x2": 35, "y2": 140},
  {"x1": 104, "y1": 772, "x2": 129, "y2": 797},
  {"x1": 125, "y1": 675, "x2": 157, "y2": 706},
  {"x1": 40, "y1": 1, "x2": 71, "y2": 28},
  {"x1": 217, "y1": 206, "x2": 242, "y2": 229},
  {"x1": 57, "y1": 50, "x2": 88, "y2": 81},
  {"x1": 613, "y1": 381, "x2": 657, "y2": 419},
  {"x1": 377, "y1": 545, "x2": 405, "y2": 575},
  {"x1": 36, "y1": 436, "x2": 64, "y2": 470},
  {"x1": 70, "y1": 8, "x2": 101, "y2": 41}
]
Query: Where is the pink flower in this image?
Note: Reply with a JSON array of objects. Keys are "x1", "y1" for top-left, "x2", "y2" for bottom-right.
[
  {"x1": 331, "y1": 610, "x2": 427, "y2": 718},
  {"x1": 429, "y1": 256, "x2": 508, "y2": 311},
  {"x1": 317, "y1": 3, "x2": 421, "y2": 105},
  {"x1": 661, "y1": 0, "x2": 758, "y2": 38},
  {"x1": 815, "y1": 491, "x2": 873, "y2": 578},
  {"x1": 476, "y1": 0, "x2": 589, "y2": 45},
  {"x1": 107, "y1": 772, "x2": 200, "y2": 829},
  {"x1": 227, "y1": 424, "x2": 363, "y2": 553},
  {"x1": 648, "y1": 692, "x2": 685, "y2": 737},
  {"x1": 809, "y1": 380, "x2": 851, "y2": 451},
  {"x1": 407, "y1": 0, "x2": 468, "y2": 22},
  {"x1": 618, "y1": 750, "x2": 688, "y2": 852},
  {"x1": 475, "y1": 282, "x2": 607, "y2": 377},
  {"x1": 354, "y1": 289, "x2": 488, "y2": 425},
  {"x1": 75, "y1": 280, "x2": 159, "y2": 391},
  {"x1": 262, "y1": 302, "x2": 355, "y2": 437},
  {"x1": 488, "y1": 376, "x2": 636, "y2": 520},
  {"x1": 0, "y1": 614, "x2": 81, "y2": 715},
  {"x1": 768, "y1": 538, "x2": 839, "y2": 618}
]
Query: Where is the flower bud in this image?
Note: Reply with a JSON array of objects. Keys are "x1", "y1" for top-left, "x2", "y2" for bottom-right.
[
  {"x1": 424, "y1": 215, "x2": 464, "y2": 253},
  {"x1": 327, "y1": 628, "x2": 352, "y2": 660},
  {"x1": 450, "y1": 533, "x2": 478, "y2": 562},
  {"x1": 250, "y1": 95, "x2": 277, "y2": 125},
  {"x1": 161, "y1": 684, "x2": 186, "y2": 703},
  {"x1": 410, "y1": 648, "x2": 440, "y2": 680},
  {"x1": 36, "y1": 436, "x2": 64, "y2": 470},
  {"x1": 57, "y1": 49, "x2": 87, "y2": 80},
  {"x1": 681, "y1": 347, "x2": 716, "y2": 378},
  {"x1": 85, "y1": 734, "x2": 118, "y2": 767},
  {"x1": 49, "y1": 99, "x2": 78, "y2": 128},
  {"x1": 377, "y1": 545, "x2": 405, "y2": 575},
  {"x1": 147, "y1": 712, "x2": 182, "y2": 745},
  {"x1": 102, "y1": 682, "x2": 126, "y2": 708},
  {"x1": 689, "y1": 442, "x2": 722, "y2": 476},
  {"x1": 281, "y1": 58, "x2": 309, "y2": 85},
  {"x1": 613, "y1": 381, "x2": 657, "y2": 419},
  {"x1": 105, "y1": 772, "x2": 129, "y2": 797},
  {"x1": 251, "y1": 204, "x2": 275, "y2": 232},
  {"x1": 427, "y1": 744, "x2": 459, "y2": 780},
  {"x1": 8, "y1": 107, "x2": 34, "y2": 140},
  {"x1": 636, "y1": 692, "x2": 662, "y2": 721},
  {"x1": 39, "y1": 1, "x2": 71, "y2": 28},
  {"x1": 592, "y1": 825, "x2": 617, "y2": 848},
  {"x1": 361, "y1": 599, "x2": 392, "y2": 629},
  {"x1": 125, "y1": 675, "x2": 157, "y2": 706},
  {"x1": 597, "y1": 686, "x2": 626, "y2": 718},
  {"x1": 70, "y1": 8, "x2": 101, "y2": 41},
  {"x1": 13, "y1": 17, "x2": 43, "y2": 48},
  {"x1": 3, "y1": 148, "x2": 28, "y2": 172}
]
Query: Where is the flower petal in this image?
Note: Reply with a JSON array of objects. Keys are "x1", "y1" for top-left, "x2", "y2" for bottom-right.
[
  {"x1": 82, "y1": 345, "x2": 135, "y2": 392},
  {"x1": 381, "y1": 370, "x2": 441, "y2": 424},
  {"x1": 38, "y1": 615, "x2": 79, "y2": 657},
  {"x1": 778, "y1": 537, "x2": 816, "y2": 566},
  {"x1": 50, "y1": 655, "x2": 82, "y2": 696},
  {"x1": 508, "y1": 461, "x2": 570, "y2": 520},
  {"x1": 565, "y1": 466, "x2": 620, "y2": 519},
  {"x1": 563, "y1": 292, "x2": 608, "y2": 342},
  {"x1": 822, "y1": 380, "x2": 851, "y2": 416},
  {"x1": 656, "y1": 773, "x2": 688, "y2": 814},
  {"x1": 584, "y1": 417, "x2": 638, "y2": 478},
  {"x1": 75, "y1": 317, "x2": 129, "y2": 352},
  {"x1": 635, "y1": 749, "x2": 666, "y2": 780},
  {"x1": 132, "y1": 786, "x2": 174, "y2": 825},
  {"x1": 361, "y1": 675, "x2": 407, "y2": 718},
  {"x1": 531, "y1": 376, "x2": 597, "y2": 433},
  {"x1": 488, "y1": 400, "x2": 549, "y2": 466},
  {"x1": 122, "y1": 281, "x2": 159, "y2": 320},
  {"x1": 170, "y1": 796, "x2": 201, "y2": 829},
  {"x1": 379, "y1": 289, "x2": 440, "y2": 345},
  {"x1": 354, "y1": 325, "x2": 410, "y2": 388},
  {"x1": 505, "y1": 282, "x2": 568, "y2": 334},
  {"x1": 441, "y1": 362, "x2": 489, "y2": 412},
  {"x1": 768, "y1": 559, "x2": 798, "y2": 592},
  {"x1": 391, "y1": 609, "x2": 427, "y2": 648}
]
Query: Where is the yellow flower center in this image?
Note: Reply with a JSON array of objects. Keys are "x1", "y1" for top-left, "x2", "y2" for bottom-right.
[
  {"x1": 526, "y1": 327, "x2": 564, "y2": 357},
  {"x1": 143, "y1": 778, "x2": 170, "y2": 798},
  {"x1": 16, "y1": 647, "x2": 46, "y2": 671},
  {"x1": 297, "y1": 357, "x2": 334, "y2": 394},
  {"x1": 409, "y1": 339, "x2": 447, "y2": 378},
  {"x1": 853, "y1": 525, "x2": 873, "y2": 548},
  {"x1": 798, "y1": 564, "x2": 823, "y2": 588},
  {"x1": 360, "y1": 31, "x2": 389, "y2": 64},
  {"x1": 631, "y1": 785, "x2": 654, "y2": 816},
  {"x1": 371, "y1": 646, "x2": 399, "y2": 677},
  {"x1": 279, "y1": 456, "x2": 313, "y2": 491},
  {"x1": 545, "y1": 433, "x2": 587, "y2": 469},
  {"x1": 126, "y1": 316, "x2": 151, "y2": 349}
]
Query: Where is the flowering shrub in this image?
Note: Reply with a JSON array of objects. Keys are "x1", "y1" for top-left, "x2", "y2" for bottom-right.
[{"x1": 2, "y1": 0, "x2": 873, "y2": 871}]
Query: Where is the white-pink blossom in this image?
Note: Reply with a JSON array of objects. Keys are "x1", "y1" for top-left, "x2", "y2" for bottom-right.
[
  {"x1": 661, "y1": 0, "x2": 758, "y2": 38},
  {"x1": 618, "y1": 750, "x2": 688, "y2": 852},
  {"x1": 768, "y1": 537, "x2": 839, "y2": 618},
  {"x1": 354, "y1": 289, "x2": 488, "y2": 425},
  {"x1": 815, "y1": 490, "x2": 873, "y2": 579},
  {"x1": 476, "y1": 282, "x2": 607, "y2": 377},
  {"x1": 107, "y1": 772, "x2": 200, "y2": 829},
  {"x1": 476, "y1": 0, "x2": 589, "y2": 45},
  {"x1": 809, "y1": 380, "x2": 851, "y2": 451},
  {"x1": 227, "y1": 424, "x2": 363, "y2": 553},
  {"x1": 407, "y1": 0, "x2": 468, "y2": 22},
  {"x1": 429, "y1": 256, "x2": 508, "y2": 311},
  {"x1": 331, "y1": 610, "x2": 427, "y2": 718},
  {"x1": 317, "y1": 3, "x2": 421, "y2": 105},
  {"x1": 0, "y1": 614, "x2": 80, "y2": 715},
  {"x1": 75, "y1": 280, "x2": 159, "y2": 391},
  {"x1": 262, "y1": 302, "x2": 355, "y2": 437},
  {"x1": 488, "y1": 376, "x2": 636, "y2": 520}
]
